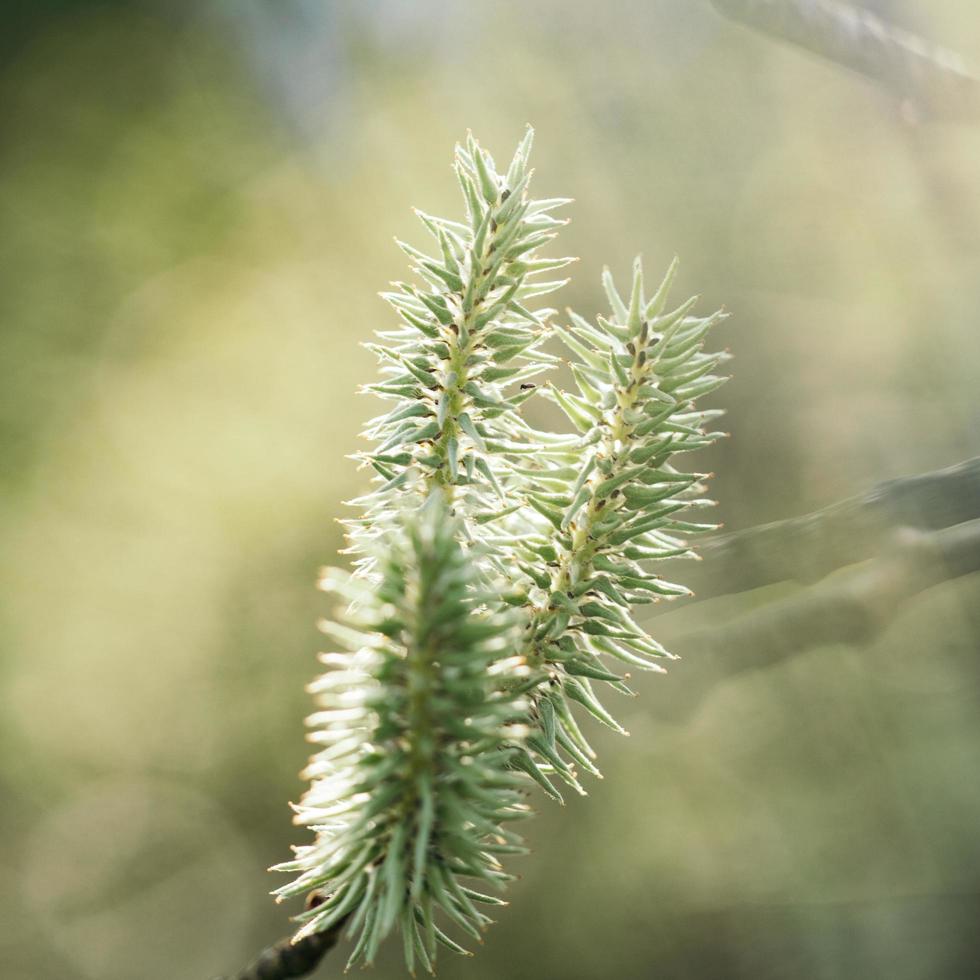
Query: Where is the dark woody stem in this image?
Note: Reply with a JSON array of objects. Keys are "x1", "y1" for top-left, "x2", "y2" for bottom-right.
[{"x1": 214, "y1": 895, "x2": 344, "y2": 980}]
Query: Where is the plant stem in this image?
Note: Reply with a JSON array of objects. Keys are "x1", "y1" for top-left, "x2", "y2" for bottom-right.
[
  {"x1": 524, "y1": 329, "x2": 649, "y2": 666},
  {"x1": 215, "y1": 906, "x2": 343, "y2": 980},
  {"x1": 652, "y1": 516, "x2": 980, "y2": 722},
  {"x1": 659, "y1": 456, "x2": 980, "y2": 605},
  {"x1": 711, "y1": 0, "x2": 980, "y2": 123}
]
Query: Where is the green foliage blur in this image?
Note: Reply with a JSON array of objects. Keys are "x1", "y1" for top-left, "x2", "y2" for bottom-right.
[{"x1": 1, "y1": 3, "x2": 978, "y2": 979}]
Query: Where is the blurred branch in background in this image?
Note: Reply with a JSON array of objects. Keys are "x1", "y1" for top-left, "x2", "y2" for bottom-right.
[
  {"x1": 710, "y1": 0, "x2": 980, "y2": 122},
  {"x1": 677, "y1": 456, "x2": 980, "y2": 601},
  {"x1": 678, "y1": 516, "x2": 980, "y2": 667},
  {"x1": 650, "y1": 458, "x2": 980, "y2": 721}
]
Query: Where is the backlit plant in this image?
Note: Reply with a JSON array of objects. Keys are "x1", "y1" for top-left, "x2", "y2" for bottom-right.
[{"x1": 276, "y1": 128, "x2": 729, "y2": 972}]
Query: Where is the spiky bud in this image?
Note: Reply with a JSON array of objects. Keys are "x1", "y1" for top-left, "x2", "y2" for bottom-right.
[
  {"x1": 274, "y1": 497, "x2": 531, "y2": 973},
  {"x1": 510, "y1": 257, "x2": 729, "y2": 796}
]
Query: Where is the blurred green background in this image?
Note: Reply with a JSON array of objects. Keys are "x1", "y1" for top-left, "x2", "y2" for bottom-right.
[{"x1": 2, "y1": 2, "x2": 979, "y2": 978}]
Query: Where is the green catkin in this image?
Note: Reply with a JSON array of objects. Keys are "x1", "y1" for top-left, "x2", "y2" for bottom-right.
[
  {"x1": 274, "y1": 497, "x2": 530, "y2": 971},
  {"x1": 346, "y1": 127, "x2": 576, "y2": 582},
  {"x1": 511, "y1": 257, "x2": 729, "y2": 796}
]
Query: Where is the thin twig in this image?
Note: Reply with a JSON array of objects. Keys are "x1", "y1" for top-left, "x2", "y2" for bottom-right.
[
  {"x1": 216, "y1": 896, "x2": 342, "y2": 980},
  {"x1": 710, "y1": 0, "x2": 980, "y2": 122},
  {"x1": 653, "y1": 517, "x2": 980, "y2": 720},
  {"x1": 670, "y1": 457, "x2": 980, "y2": 604}
]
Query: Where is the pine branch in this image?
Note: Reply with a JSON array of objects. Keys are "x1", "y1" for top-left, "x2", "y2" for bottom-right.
[
  {"x1": 710, "y1": 0, "x2": 980, "y2": 122},
  {"x1": 653, "y1": 517, "x2": 980, "y2": 722},
  {"x1": 669, "y1": 456, "x2": 980, "y2": 604}
]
